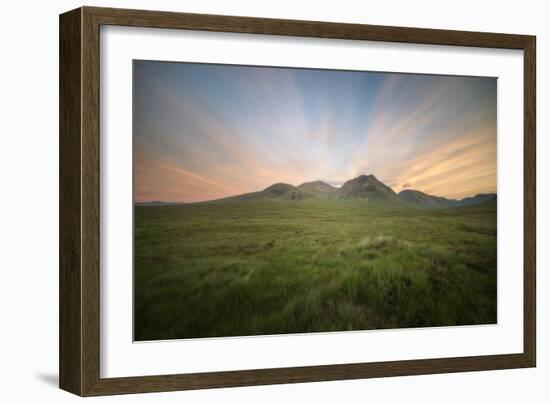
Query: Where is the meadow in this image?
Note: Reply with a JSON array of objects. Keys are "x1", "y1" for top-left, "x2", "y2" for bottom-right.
[{"x1": 134, "y1": 199, "x2": 497, "y2": 341}]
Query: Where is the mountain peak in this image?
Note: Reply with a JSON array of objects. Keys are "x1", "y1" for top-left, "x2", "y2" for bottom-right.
[
  {"x1": 264, "y1": 183, "x2": 295, "y2": 191},
  {"x1": 299, "y1": 180, "x2": 330, "y2": 186},
  {"x1": 355, "y1": 174, "x2": 376, "y2": 181},
  {"x1": 338, "y1": 174, "x2": 398, "y2": 201},
  {"x1": 258, "y1": 183, "x2": 312, "y2": 200},
  {"x1": 349, "y1": 174, "x2": 385, "y2": 185},
  {"x1": 297, "y1": 180, "x2": 337, "y2": 198}
]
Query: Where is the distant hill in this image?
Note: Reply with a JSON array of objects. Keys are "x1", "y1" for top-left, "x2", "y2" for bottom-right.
[
  {"x1": 297, "y1": 180, "x2": 338, "y2": 198},
  {"x1": 135, "y1": 201, "x2": 184, "y2": 206},
  {"x1": 398, "y1": 189, "x2": 457, "y2": 209},
  {"x1": 399, "y1": 189, "x2": 496, "y2": 209},
  {"x1": 194, "y1": 174, "x2": 496, "y2": 209},
  {"x1": 337, "y1": 174, "x2": 400, "y2": 203},
  {"x1": 455, "y1": 197, "x2": 497, "y2": 211},
  {"x1": 456, "y1": 193, "x2": 497, "y2": 207},
  {"x1": 213, "y1": 183, "x2": 313, "y2": 202}
]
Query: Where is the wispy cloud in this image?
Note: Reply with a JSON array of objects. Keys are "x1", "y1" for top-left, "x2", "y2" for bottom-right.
[{"x1": 134, "y1": 61, "x2": 496, "y2": 202}]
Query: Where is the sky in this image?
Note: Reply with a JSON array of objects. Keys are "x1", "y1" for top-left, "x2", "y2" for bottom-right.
[{"x1": 133, "y1": 60, "x2": 497, "y2": 203}]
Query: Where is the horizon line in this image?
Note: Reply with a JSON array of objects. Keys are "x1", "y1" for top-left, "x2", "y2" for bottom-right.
[{"x1": 134, "y1": 174, "x2": 497, "y2": 204}]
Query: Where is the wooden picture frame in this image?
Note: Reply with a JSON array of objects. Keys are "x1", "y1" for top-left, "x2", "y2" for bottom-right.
[{"x1": 59, "y1": 6, "x2": 536, "y2": 396}]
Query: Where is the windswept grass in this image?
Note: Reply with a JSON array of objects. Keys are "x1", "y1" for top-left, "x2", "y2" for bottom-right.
[{"x1": 134, "y1": 199, "x2": 497, "y2": 341}]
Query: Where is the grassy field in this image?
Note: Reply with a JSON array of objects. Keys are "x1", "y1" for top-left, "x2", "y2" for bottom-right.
[{"x1": 134, "y1": 199, "x2": 497, "y2": 341}]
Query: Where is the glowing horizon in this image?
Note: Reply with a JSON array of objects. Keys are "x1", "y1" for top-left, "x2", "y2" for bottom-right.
[{"x1": 134, "y1": 61, "x2": 497, "y2": 203}]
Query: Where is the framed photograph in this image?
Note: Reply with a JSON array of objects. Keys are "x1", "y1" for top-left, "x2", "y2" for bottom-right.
[{"x1": 59, "y1": 6, "x2": 536, "y2": 396}]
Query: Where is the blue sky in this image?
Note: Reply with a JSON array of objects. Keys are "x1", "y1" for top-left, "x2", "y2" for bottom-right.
[{"x1": 134, "y1": 60, "x2": 497, "y2": 202}]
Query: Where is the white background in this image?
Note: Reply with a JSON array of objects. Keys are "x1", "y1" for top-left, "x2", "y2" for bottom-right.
[
  {"x1": 101, "y1": 26, "x2": 524, "y2": 378},
  {"x1": 0, "y1": 0, "x2": 547, "y2": 402}
]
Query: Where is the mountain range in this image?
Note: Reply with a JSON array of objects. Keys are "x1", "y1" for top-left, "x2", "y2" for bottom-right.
[{"x1": 209, "y1": 174, "x2": 496, "y2": 209}]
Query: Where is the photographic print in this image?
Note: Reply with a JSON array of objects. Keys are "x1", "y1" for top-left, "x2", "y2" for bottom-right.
[{"x1": 133, "y1": 61, "x2": 497, "y2": 342}]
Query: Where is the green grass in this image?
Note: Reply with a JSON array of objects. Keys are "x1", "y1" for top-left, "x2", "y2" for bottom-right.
[{"x1": 134, "y1": 199, "x2": 497, "y2": 341}]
